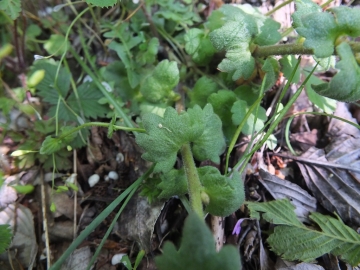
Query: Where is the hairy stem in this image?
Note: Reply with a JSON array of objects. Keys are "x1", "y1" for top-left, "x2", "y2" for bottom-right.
[
  {"x1": 180, "y1": 143, "x2": 204, "y2": 218},
  {"x1": 252, "y1": 41, "x2": 360, "y2": 57}
]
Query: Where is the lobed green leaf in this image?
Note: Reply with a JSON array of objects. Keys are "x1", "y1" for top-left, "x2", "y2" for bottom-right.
[
  {"x1": 209, "y1": 4, "x2": 281, "y2": 81},
  {"x1": 187, "y1": 76, "x2": 219, "y2": 108},
  {"x1": 192, "y1": 104, "x2": 226, "y2": 164},
  {"x1": 136, "y1": 104, "x2": 225, "y2": 173},
  {"x1": 155, "y1": 213, "x2": 241, "y2": 270},
  {"x1": 0, "y1": 0, "x2": 21, "y2": 20},
  {"x1": 208, "y1": 90, "x2": 238, "y2": 141},
  {"x1": 184, "y1": 28, "x2": 216, "y2": 66},
  {"x1": 140, "y1": 60, "x2": 180, "y2": 103},
  {"x1": 29, "y1": 59, "x2": 71, "y2": 104},
  {"x1": 200, "y1": 167, "x2": 244, "y2": 216},
  {"x1": 158, "y1": 169, "x2": 188, "y2": 199},
  {"x1": 136, "y1": 38, "x2": 159, "y2": 66},
  {"x1": 293, "y1": 0, "x2": 360, "y2": 58},
  {"x1": 311, "y1": 43, "x2": 360, "y2": 102},
  {"x1": 157, "y1": 167, "x2": 244, "y2": 216}
]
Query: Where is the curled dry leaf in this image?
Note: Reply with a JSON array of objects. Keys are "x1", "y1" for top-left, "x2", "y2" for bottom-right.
[
  {"x1": 259, "y1": 168, "x2": 317, "y2": 222},
  {"x1": 296, "y1": 136, "x2": 360, "y2": 226},
  {"x1": 0, "y1": 204, "x2": 38, "y2": 269}
]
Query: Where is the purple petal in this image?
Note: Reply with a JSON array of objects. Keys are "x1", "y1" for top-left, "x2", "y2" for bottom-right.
[{"x1": 232, "y1": 218, "x2": 245, "y2": 235}]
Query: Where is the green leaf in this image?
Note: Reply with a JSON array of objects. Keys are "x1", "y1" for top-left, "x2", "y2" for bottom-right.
[
  {"x1": 304, "y1": 72, "x2": 336, "y2": 114},
  {"x1": 26, "y1": 24, "x2": 42, "y2": 39},
  {"x1": 158, "y1": 169, "x2": 188, "y2": 199},
  {"x1": 108, "y1": 37, "x2": 142, "y2": 88},
  {"x1": 231, "y1": 100, "x2": 267, "y2": 135},
  {"x1": 208, "y1": 90, "x2": 238, "y2": 141},
  {"x1": 44, "y1": 34, "x2": 70, "y2": 56},
  {"x1": 234, "y1": 85, "x2": 259, "y2": 105},
  {"x1": 254, "y1": 18, "x2": 281, "y2": 46},
  {"x1": 295, "y1": 12, "x2": 338, "y2": 58},
  {"x1": 279, "y1": 55, "x2": 301, "y2": 84},
  {"x1": 293, "y1": 1, "x2": 360, "y2": 58},
  {"x1": 0, "y1": 0, "x2": 21, "y2": 20},
  {"x1": 261, "y1": 57, "x2": 280, "y2": 91},
  {"x1": 40, "y1": 136, "x2": 63, "y2": 155},
  {"x1": 192, "y1": 104, "x2": 226, "y2": 163},
  {"x1": 329, "y1": 6, "x2": 360, "y2": 37},
  {"x1": 140, "y1": 60, "x2": 180, "y2": 103},
  {"x1": 155, "y1": 213, "x2": 241, "y2": 270},
  {"x1": 292, "y1": 0, "x2": 321, "y2": 28},
  {"x1": 29, "y1": 59, "x2": 71, "y2": 104},
  {"x1": 11, "y1": 184, "x2": 34, "y2": 194},
  {"x1": 247, "y1": 199, "x2": 360, "y2": 266},
  {"x1": 200, "y1": 167, "x2": 244, "y2": 216},
  {"x1": 209, "y1": 4, "x2": 280, "y2": 81},
  {"x1": 157, "y1": 167, "x2": 244, "y2": 216},
  {"x1": 136, "y1": 106, "x2": 204, "y2": 173},
  {"x1": 188, "y1": 76, "x2": 219, "y2": 108},
  {"x1": 85, "y1": 0, "x2": 117, "y2": 7},
  {"x1": 136, "y1": 37, "x2": 159, "y2": 66},
  {"x1": 136, "y1": 104, "x2": 225, "y2": 173},
  {"x1": 210, "y1": 19, "x2": 256, "y2": 80},
  {"x1": 0, "y1": 224, "x2": 12, "y2": 254},
  {"x1": 311, "y1": 43, "x2": 360, "y2": 102},
  {"x1": 40, "y1": 127, "x2": 77, "y2": 155},
  {"x1": 140, "y1": 177, "x2": 162, "y2": 204},
  {"x1": 67, "y1": 82, "x2": 108, "y2": 119},
  {"x1": 0, "y1": 97, "x2": 16, "y2": 115},
  {"x1": 184, "y1": 28, "x2": 216, "y2": 66}
]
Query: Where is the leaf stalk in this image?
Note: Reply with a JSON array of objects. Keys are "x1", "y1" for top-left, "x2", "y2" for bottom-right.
[
  {"x1": 252, "y1": 41, "x2": 360, "y2": 57},
  {"x1": 180, "y1": 143, "x2": 204, "y2": 217}
]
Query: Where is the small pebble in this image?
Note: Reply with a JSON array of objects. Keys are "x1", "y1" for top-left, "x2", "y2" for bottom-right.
[
  {"x1": 88, "y1": 174, "x2": 100, "y2": 187},
  {"x1": 116, "y1": 153, "x2": 124, "y2": 163},
  {"x1": 108, "y1": 171, "x2": 119, "y2": 180}
]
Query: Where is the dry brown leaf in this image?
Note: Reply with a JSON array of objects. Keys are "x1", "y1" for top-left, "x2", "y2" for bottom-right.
[
  {"x1": 0, "y1": 204, "x2": 38, "y2": 269},
  {"x1": 296, "y1": 135, "x2": 360, "y2": 226},
  {"x1": 259, "y1": 168, "x2": 317, "y2": 222}
]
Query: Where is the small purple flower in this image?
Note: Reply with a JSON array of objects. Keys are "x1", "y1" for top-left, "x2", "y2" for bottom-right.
[{"x1": 232, "y1": 218, "x2": 245, "y2": 235}]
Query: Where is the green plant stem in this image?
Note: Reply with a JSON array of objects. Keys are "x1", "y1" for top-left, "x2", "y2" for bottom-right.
[
  {"x1": 252, "y1": 41, "x2": 360, "y2": 57},
  {"x1": 57, "y1": 121, "x2": 145, "y2": 141},
  {"x1": 180, "y1": 143, "x2": 204, "y2": 218},
  {"x1": 265, "y1": 0, "x2": 293, "y2": 16},
  {"x1": 68, "y1": 46, "x2": 135, "y2": 129},
  {"x1": 49, "y1": 164, "x2": 155, "y2": 270},
  {"x1": 235, "y1": 62, "x2": 319, "y2": 175},
  {"x1": 225, "y1": 94, "x2": 264, "y2": 175}
]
